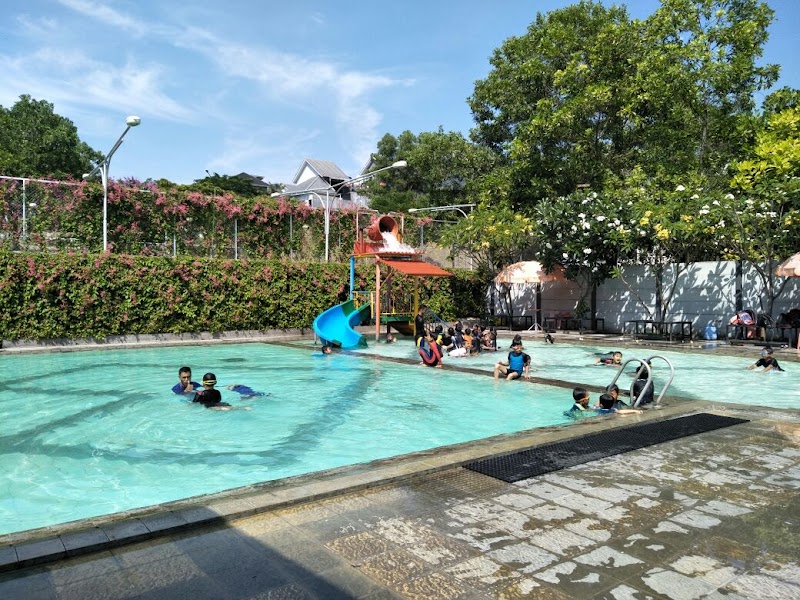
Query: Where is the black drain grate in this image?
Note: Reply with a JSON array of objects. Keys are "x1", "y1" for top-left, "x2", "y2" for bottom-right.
[{"x1": 464, "y1": 413, "x2": 749, "y2": 483}]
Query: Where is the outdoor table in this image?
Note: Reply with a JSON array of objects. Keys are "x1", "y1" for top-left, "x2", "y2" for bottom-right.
[{"x1": 627, "y1": 319, "x2": 692, "y2": 341}]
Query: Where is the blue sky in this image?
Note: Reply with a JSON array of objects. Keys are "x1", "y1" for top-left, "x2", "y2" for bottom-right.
[{"x1": 1, "y1": 0, "x2": 798, "y2": 185}]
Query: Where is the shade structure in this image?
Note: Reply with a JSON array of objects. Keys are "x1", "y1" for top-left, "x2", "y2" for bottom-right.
[
  {"x1": 775, "y1": 252, "x2": 800, "y2": 277},
  {"x1": 494, "y1": 261, "x2": 565, "y2": 285},
  {"x1": 378, "y1": 258, "x2": 452, "y2": 277}
]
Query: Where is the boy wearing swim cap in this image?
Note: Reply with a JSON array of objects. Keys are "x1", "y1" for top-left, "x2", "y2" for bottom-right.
[
  {"x1": 192, "y1": 373, "x2": 251, "y2": 411},
  {"x1": 747, "y1": 347, "x2": 785, "y2": 373}
]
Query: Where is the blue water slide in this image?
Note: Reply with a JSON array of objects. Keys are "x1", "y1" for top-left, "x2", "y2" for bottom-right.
[{"x1": 313, "y1": 299, "x2": 371, "y2": 348}]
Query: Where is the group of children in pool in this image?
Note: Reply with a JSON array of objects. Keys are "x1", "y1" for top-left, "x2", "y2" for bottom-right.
[
  {"x1": 567, "y1": 385, "x2": 644, "y2": 417},
  {"x1": 171, "y1": 366, "x2": 268, "y2": 410},
  {"x1": 415, "y1": 315, "x2": 503, "y2": 368}
]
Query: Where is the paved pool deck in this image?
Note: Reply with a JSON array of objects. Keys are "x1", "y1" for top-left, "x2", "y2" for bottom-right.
[{"x1": 2, "y1": 333, "x2": 800, "y2": 598}]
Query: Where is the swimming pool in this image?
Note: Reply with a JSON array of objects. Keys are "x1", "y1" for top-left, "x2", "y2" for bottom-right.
[
  {"x1": 2, "y1": 338, "x2": 794, "y2": 536},
  {"x1": 1, "y1": 342, "x2": 573, "y2": 535},
  {"x1": 356, "y1": 337, "x2": 799, "y2": 408}
]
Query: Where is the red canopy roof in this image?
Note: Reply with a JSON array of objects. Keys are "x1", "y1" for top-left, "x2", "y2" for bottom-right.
[{"x1": 378, "y1": 258, "x2": 452, "y2": 277}]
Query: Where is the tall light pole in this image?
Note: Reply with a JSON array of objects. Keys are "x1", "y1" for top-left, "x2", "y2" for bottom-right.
[
  {"x1": 407, "y1": 203, "x2": 476, "y2": 219},
  {"x1": 408, "y1": 203, "x2": 476, "y2": 266},
  {"x1": 83, "y1": 115, "x2": 142, "y2": 252},
  {"x1": 272, "y1": 160, "x2": 407, "y2": 262}
]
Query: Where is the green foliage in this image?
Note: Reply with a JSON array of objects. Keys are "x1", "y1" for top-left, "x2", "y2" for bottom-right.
[
  {"x1": 0, "y1": 95, "x2": 100, "y2": 178},
  {"x1": 439, "y1": 203, "x2": 534, "y2": 276},
  {"x1": 186, "y1": 173, "x2": 282, "y2": 198},
  {"x1": 533, "y1": 189, "x2": 628, "y2": 290},
  {"x1": 468, "y1": 0, "x2": 778, "y2": 206},
  {"x1": 364, "y1": 128, "x2": 497, "y2": 212},
  {"x1": 0, "y1": 252, "x2": 485, "y2": 341}
]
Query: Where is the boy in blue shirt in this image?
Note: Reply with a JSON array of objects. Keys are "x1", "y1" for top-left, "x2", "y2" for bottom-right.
[{"x1": 493, "y1": 342, "x2": 531, "y2": 380}]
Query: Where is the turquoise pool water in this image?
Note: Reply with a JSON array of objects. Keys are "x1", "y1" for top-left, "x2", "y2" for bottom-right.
[
  {"x1": 2, "y1": 338, "x2": 794, "y2": 536},
  {"x1": 356, "y1": 336, "x2": 798, "y2": 408},
  {"x1": 1, "y1": 342, "x2": 572, "y2": 535}
]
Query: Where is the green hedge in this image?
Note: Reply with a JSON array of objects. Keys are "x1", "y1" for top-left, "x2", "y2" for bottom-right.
[{"x1": 0, "y1": 252, "x2": 486, "y2": 340}]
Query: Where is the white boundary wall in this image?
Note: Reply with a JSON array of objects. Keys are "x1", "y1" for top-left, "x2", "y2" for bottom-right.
[{"x1": 502, "y1": 261, "x2": 800, "y2": 335}]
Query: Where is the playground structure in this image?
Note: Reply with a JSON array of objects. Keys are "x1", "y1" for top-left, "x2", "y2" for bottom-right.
[{"x1": 312, "y1": 212, "x2": 452, "y2": 348}]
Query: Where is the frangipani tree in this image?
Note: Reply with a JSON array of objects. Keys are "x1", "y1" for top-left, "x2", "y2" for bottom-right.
[
  {"x1": 617, "y1": 176, "x2": 718, "y2": 321},
  {"x1": 533, "y1": 190, "x2": 628, "y2": 319},
  {"x1": 707, "y1": 106, "x2": 800, "y2": 317}
]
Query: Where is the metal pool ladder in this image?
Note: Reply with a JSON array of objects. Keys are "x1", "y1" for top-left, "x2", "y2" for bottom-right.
[{"x1": 608, "y1": 355, "x2": 675, "y2": 408}]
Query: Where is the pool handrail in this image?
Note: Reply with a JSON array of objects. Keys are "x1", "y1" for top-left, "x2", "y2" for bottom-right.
[
  {"x1": 606, "y1": 355, "x2": 675, "y2": 408},
  {"x1": 643, "y1": 355, "x2": 675, "y2": 408},
  {"x1": 607, "y1": 358, "x2": 651, "y2": 408}
]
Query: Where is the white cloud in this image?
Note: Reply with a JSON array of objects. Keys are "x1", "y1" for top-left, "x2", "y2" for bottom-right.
[
  {"x1": 56, "y1": 0, "x2": 150, "y2": 37},
  {"x1": 56, "y1": 1, "x2": 412, "y2": 166},
  {"x1": 0, "y1": 48, "x2": 195, "y2": 122}
]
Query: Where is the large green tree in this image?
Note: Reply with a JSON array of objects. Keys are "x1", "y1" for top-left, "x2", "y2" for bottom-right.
[
  {"x1": 364, "y1": 128, "x2": 497, "y2": 214},
  {"x1": 469, "y1": 1, "x2": 641, "y2": 203},
  {"x1": 0, "y1": 95, "x2": 100, "y2": 179},
  {"x1": 636, "y1": 0, "x2": 778, "y2": 180},
  {"x1": 714, "y1": 105, "x2": 800, "y2": 317}
]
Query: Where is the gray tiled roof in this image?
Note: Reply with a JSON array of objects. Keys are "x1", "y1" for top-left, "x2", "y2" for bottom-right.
[{"x1": 293, "y1": 158, "x2": 349, "y2": 184}]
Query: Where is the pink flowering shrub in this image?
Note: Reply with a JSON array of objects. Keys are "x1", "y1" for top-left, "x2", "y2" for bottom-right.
[{"x1": 0, "y1": 251, "x2": 483, "y2": 340}]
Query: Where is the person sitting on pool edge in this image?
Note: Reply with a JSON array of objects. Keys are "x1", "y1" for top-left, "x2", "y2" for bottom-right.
[
  {"x1": 385, "y1": 332, "x2": 396, "y2": 344},
  {"x1": 172, "y1": 366, "x2": 200, "y2": 395},
  {"x1": 747, "y1": 346, "x2": 785, "y2": 373},
  {"x1": 595, "y1": 351, "x2": 623, "y2": 366},
  {"x1": 494, "y1": 341, "x2": 531, "y2": 381},
  {"x1": 193, "y1": 373, "x2": 250, "y2": 411}
]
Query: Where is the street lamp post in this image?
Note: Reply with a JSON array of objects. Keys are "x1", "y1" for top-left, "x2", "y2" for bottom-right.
[
  {"x1": 272, "y1": 160, "x2": 407, "y2": 262},
  {"x1": 83, "y1": 115, "x2": 142, "y2": 252}
]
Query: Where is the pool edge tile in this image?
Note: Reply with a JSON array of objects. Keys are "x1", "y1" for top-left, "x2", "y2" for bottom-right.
[
  {"x1": 60, "y1": 528, "x2": 111, "y2": 557},
  {"x1": 14, "y1": 538, "x2": 66, "y2": 568},
  {"x1": 0, "y1": 545, "x2": 18, "y2": 572}
]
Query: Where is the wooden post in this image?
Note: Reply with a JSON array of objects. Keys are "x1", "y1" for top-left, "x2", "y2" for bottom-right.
[{"x1": 375, "y1": 260, "x2": 381, "y2": 343}]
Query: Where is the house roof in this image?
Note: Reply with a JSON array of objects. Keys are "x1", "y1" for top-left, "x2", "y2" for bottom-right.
[
  {"x1": 282, "y1": 176, "x2": 331, "y2": 194},
  {"x1": 235, "y1": 172, "x2": 271, "y2": 188},
  {"x1": 292, "y1": 158, "x2": 349, "y2": 184}
]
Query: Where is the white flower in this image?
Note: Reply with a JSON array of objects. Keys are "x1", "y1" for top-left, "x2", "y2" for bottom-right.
[
  {"x1": 562, "y1": 252, "x2": 569, "y2": 259},
  {"x1": 545, "y1": 242, "x2": 552, "y2": 249},
  {"x1": 745, "y1": 198, "x2": 754, "y2": 206},
  {"x1": 691, "y1": 194, "x2": 699, "y2": 200},
  {"x1": 725, "y1": 193, "x2": 734, "y2": 200},
  {"x1": 578, "y1": 213, "x2": 586, "y2": 219},
  {"x1": 596, "y1": 215, "x2": 607, "y2": 222},
  {"x1": 570, "y1": 225, "x2": 577, "y2": 233},
  {"x1": 583, "y1": 222, "x2": 591, "y2": 230},
  {"x1": 583, "y1": 248, "x2": 592, "y2": 255},
  {"x1": 676, "y1": 185, "x2": 686, "y2": 192},
  {"x1": 591, "y1": 192, "x2": 598, "y2": 199},
  {"x1": 712, "y1": 200, "x2": 720, "y2": 206},
  {"x1": 699, "y1": 209, "x2": 709, "y2": 215},
  {"x1": 582, "y1": 198, "x2": 590, "y2": 205}
]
